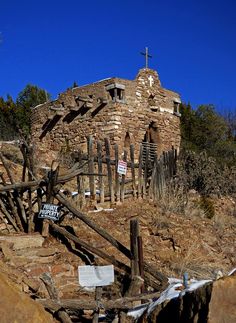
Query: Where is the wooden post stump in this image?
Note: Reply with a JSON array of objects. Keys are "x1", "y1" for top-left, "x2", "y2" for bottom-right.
[{"x1": 42, "y1": 161, "x2": 59, "y2": 237}]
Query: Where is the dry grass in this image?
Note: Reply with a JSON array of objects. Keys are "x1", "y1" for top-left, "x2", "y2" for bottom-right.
[
  {"x1": 158, "y1": 182, "x2": 188, "y2": 215},
  {"x1": 168, "y1": 237, "x2": 226, "y2": 279}
]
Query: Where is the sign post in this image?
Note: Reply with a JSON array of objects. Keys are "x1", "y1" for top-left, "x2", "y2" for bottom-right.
[{"x1": 78, "y1": 265, "x2": 114, "y2": 323}]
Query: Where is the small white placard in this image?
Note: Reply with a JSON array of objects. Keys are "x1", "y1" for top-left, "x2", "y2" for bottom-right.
[
  {"x1": 117, "y1": 160, "x2": 127, "y2": 175},
  {"x1": 78, "y1": 265, "x2": 114, "y2": 287}
]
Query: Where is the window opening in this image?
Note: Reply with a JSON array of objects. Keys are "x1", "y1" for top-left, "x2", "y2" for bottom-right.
[
  {"x1": 106, "y1": 83, "x2": 125, "y2": 103},
  {"x1": 124, "y1": 132, "x2": 131, "y2": 148}
]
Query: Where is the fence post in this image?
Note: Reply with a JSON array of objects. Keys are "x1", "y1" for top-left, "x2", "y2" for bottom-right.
[
  {"x1": 149, "y1": 154, "x2": 157, "y2": 201},
  {"x1": 97, "y1": 140, "x2": 104, "y2": 204},
  {"x1": 93, "y1": 287, "x2": 102, "y2": 323},
  {"x1": 114, "y1": 144, "x2": 120, "y2": 203},
  {"x1": 130, "y1": 144, "x2": 136, "y2": 199},
  {"x1": 120, "y1": 150, "x2": 127, "y2": 202},
  {"x1": 138, "y1": 144, "x2": 143, "y2": 199},
  {"x1": 143, "y1": 145, "x2": 149, "y2": 199},
  {"x1": 105, "y1": 138, "x2": 115, "y2": 204},
  {"x1": 87, "y1": 136, "x2": 95, "y2": 203},
  {"x1": 42, "y1": 161, "x2": 59, "y2": 237},
  {"x1": 130, "y1": 219, "x2": 140, "y2": 277}
]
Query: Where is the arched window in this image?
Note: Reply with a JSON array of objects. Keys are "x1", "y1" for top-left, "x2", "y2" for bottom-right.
[
  {"x1": 143, "y1": 121, "x2": 162, "y2": 157},
  {"x1": 124, "y1": 131, "x2": 131, "y2": 148}
]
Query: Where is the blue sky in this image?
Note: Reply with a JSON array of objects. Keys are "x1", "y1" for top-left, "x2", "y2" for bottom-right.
[{"x1": 0, "y1": 0, "x2": 235, "y2": 111}]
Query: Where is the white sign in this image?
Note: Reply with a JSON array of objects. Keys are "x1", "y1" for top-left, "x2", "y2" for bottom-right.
[
  {"x1": 38, "y1": 203, "x2": 61, "y2": 221},
  {"x1": 117, "y1": 160, "x2": 127, "y2": 175},
  {"x1": 78, "y1": 265, "x2": 114, "y2": 287}
]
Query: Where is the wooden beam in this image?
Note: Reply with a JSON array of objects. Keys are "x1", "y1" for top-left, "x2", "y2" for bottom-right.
[
  {"x1": 41, "y1": 273, "x2": 72, "y2": 323},
  {"x1": 54, "y1": 191, "x2": 131, "y2": 259},
  {"x1": 50, "y1": 223, "x2": 162, "y2": 291},
  {"x1": 97, "y1": 141, "x2": 104, "y2": 203},
  {"x1": 37, "y1": 291, "x2": 161, "y2": 311},
  {"x1": 50, "y1": 223, "x2": 130, "y2": 274},
  {"x1": 87, "y1": 136, "x2": 95, "y2": 201},
  {"x1": 130, "y1": 219, "x2": 140, "y2": 277},
  {"x1": 105, "y1": 138, "x2": 114, "y2": 204},
  {"x1": 53, "y1": 192, "x2": 168, "y2": 287},
  {"x1": 0, "y1": 162, "x2": 88, "y2": 193},
  {"x1": 0, "y1": 152, "x2": 27, "y2": 224}
]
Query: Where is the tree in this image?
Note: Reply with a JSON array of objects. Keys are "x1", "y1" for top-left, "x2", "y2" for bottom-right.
[
  {"x1": 193, "y1": 105, "x2": 228, "y2": 152},
  {"x1": 180, "y1": 103, "x2": 236, "y2": 166},
  {"x1": 0, "y1": 95, "x2": 18, "y2": 140},
  {"x1": 179, "y1": 103, "x2": 197, "y2": 150},
  {"x1": 222, "y1": 110, "x2": 236, "y2": 141},
  {"x1": 16, "y1": 84, "x2": 50, "y2": 110},
  {"x1": 0, "y1": 85, "x2": 51, "y2": 140},
  {"x1": 15, "y1": 84, "x2": 50, "y2": 136}
]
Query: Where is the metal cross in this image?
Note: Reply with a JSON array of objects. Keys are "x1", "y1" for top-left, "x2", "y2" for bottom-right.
[{"x1": 140, "y1": 47, "x2": 152, "y2": 68}]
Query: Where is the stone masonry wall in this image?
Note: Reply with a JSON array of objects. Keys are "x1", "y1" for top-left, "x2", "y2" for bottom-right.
[{"x1": 31, "y1": 68, "x2": 181, "y2": 167}]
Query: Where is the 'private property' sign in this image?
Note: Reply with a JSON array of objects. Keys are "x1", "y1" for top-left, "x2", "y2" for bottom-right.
[{"x1": 38, "y1": 203, "x2": 61, "y2": 221}]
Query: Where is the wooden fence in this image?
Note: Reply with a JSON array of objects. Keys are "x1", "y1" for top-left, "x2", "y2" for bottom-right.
[
  {"x1": 0, "y1": 137, "x2": 178, "y2": 321},
  {"x1": 0, "y1": 136, "x2": 177, "y2": 233},
  {"x1": 74, "y1": 136, "x2": 177, "y2": 206}
]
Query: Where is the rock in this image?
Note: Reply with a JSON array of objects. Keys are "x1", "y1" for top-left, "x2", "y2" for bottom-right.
[
  {"x1": 36, "y1": 247, "x2": 58, "y2": 257},
  {"x1": 0, "y1": 271, "x2": 54, "y2": 323},
  {"x1": 208, "y1": 275, "x2": 236, "y2": 323},
  {"x1": 0, "y1": 233, "x2": 44, "y2": 250}
]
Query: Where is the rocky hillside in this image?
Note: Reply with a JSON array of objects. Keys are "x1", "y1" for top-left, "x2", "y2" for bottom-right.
[{"x1": 0, "y1": 142, "x2": 235, "y2": 321}]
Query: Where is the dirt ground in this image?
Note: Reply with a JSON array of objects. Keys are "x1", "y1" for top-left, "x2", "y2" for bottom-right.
[{"x1": 67, "y1": 197, "x2": 236, "y2": 281}]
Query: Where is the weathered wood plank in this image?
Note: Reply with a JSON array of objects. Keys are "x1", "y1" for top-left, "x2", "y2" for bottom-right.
[
  {"x1": 0, "y1": 152, "x2": 27, "y2": 225},
  {"x1": 55, "y1": 192, "x2": 167, "y2": 288},
  {"x1": 130, "y1": 144, "x2": 136, "y2": 198},
  {"x1": 93, "y1": 287, "x2": 102, "y2": 323},
  {"x1": 97, "y1": 141, "x2": 104, "y2": 203},
  {"x1": 0, "y1": 197, "x2": 19, "y2": 232},
  {"x1": 130, "y1": 219, "x2": 140, "y2": 278},
  {"x1": 54, "y1": 192, "x2": 167, "y2": 287},
  {"x1": 105, "y1": 138, "x2": 114, "y2": 204},
  {"x1": 120, "y1": 150, "x2": 127, "y2": 203},
  {"x1": 138, "y1": 144, "x2": 143, "y2": 199},
  {"x1": 43, "y1": 161, "x2": 59, "y2": 237},
  {"x1": 114, "y1": 144, "x2": 120, "y2": 202},
  {"x1": 38, "y1": 291, "x2": 161, "y2": 311},
  {"x1": 87, "y1": 136, "x2": 95, "y2": 202},
  {"x1": 143, "y1": 145, "x2": 149, "y2": 198},
  {"x1": 41, "y1": 272, "x2": 72, "y2": 323},
  {"x1": 50, "y1": 223, "x2": 130, "y2": 274},
  {"x1": 0, "y1": 173, "x2": 24, "y2": 231},
  {"x1": 138, "y1": 236, "x2": 145, "y2": 293}
]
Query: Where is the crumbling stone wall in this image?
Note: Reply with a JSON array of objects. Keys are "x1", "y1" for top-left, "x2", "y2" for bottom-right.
[{"x1": 31, "y1": 68, "x2": 181, "y2": 166}]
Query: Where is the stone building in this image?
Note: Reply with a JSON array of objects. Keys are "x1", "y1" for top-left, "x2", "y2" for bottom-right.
[{"x1": 31, "y1": 67, "x2": 181, "y2": 166}]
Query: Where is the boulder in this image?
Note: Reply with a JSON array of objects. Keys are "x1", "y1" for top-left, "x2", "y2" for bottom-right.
[
  {"x1": 208, "y1": 275, "x2": 236, "y2": 323},
  {"x1": 0, "y1": 272, "x2": 54, "y2": 323}
]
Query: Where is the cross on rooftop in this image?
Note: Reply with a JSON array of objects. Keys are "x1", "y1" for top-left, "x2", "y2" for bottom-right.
[{"x1": 140, "y1": 47, "x2": 152, "y2": 68}]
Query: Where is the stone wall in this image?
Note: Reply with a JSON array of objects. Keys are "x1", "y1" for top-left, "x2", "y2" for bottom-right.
[{"x1": 31, "y1": 68, "x2": 181, "y2": 166}]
